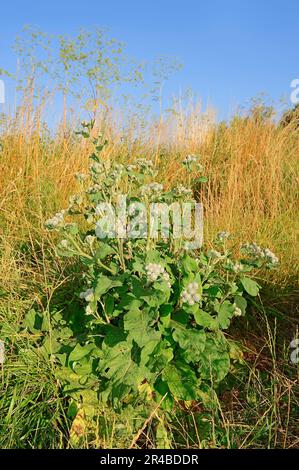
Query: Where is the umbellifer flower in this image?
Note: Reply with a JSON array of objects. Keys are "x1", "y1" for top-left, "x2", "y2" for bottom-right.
[{"x1": 181, "y1": 282, "x2": 201, "y2": 306}]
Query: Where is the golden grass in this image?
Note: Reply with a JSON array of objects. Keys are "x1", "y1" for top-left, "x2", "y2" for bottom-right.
[{"x1": 0, "y1": 103, "x2": 298, "y2": 288}]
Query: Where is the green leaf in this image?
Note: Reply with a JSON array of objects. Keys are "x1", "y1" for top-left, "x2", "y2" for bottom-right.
[
  {"x1": 198, "y1": 333, "x2": 230, "y2": 382},
  {"x1": 234, "y1": 295, "x2": 247, "y2": 314},
  {"x1": 241, "y1": 277, "x2": 260, "y2": 296},
  {"x1": 216, "y1": 301, "x2": 235, "y2": 329},
  {"x1": 69, "y1": 343, "x2": 96, "y2": 363},
  {"x1": 124, "y1": 305, "x2": 160, "y2": 348},
  {"x1": 94, "y1": 274, "x2": 122, "y2": 299},
  {"x1": 172, "y1": 323, "x2": 206, "y2": 363},
  {"x1": 194, "y1": 309, "x2": 218, "y2": 330},
  {"x1": 95, "y1": 242, "x2": 115, "y2": 260}
]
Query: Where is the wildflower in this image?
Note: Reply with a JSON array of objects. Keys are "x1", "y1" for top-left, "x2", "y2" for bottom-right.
[
  {"x1": 232, "y1": 262, "x2": 243, "y2": 273},
  {"x1": 140, "y1": 182, "x2": 163, "y2": 196},
  {"x1": 85, "y1": 235, "x2": 96, "y2": 246},
  {"x1": 217, "y1": 231, "x2": 230, "y2": 242},
  {"x1": 75, "y1": 172, "x2": 88, "y2": 182},
  {"x1": 241, "y1": 243, "x2": 279, "y2": 265},
  {"x1": 263, "y1": 248, "x2": 279, "y2": 265},
  {"x1": 60, "y1": 239, "x2": 69, "y2": 249},
  {"x1": 136, "y1": 158, "x2": 155, "y2": 174},
  {"x1": 127, "y1": 164, "x2": 137, "y2": 172},
  {"x1": 86, "y1": 184, "x2": 102, "y2": 194},
  {"x1": 90, "y1": 161, "x2": 105, "y2": 175},
  {"x1": 79, "y1": 288, "x2": 94, "y2": 302},
  {"x1": 182, "y1": 154, "x2": 198, "y2": 166},
  {"x1": 145, "y1": 263, "x2": 171, "y2": 288},
  {"x1": 209, "y1": 249, "x2": 222, "y2": 259},
  {"x1": 233, "y1": 306, "x2": 242, "y2": 317},
  {"x1": 85, "y1": 304, "x2": 94, "y2": 315},
  {"x1": 181, "y1": 282, "x2": 201, "y2": 306},
  {"x1": 44, "y1": 211, "x2": 66, "y2": 230},
  {"x1": 174, "y1": 185, "x2": 193, "y2": 198}
]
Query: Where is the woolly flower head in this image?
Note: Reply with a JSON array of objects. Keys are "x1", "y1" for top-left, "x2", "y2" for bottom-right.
[
  {"x1": 79, "y1": 288, "x2": 94, "y2": 302},
  {"x1": 181, "y1": 282, "x2": 200, "y2": 306},
  {"x1": 45, "y1": 211, "x2": 66, "y2": 230},
  {"x1": 232, "y1": 262, "x2": 243, "y2": 273},
  {"x1": 145, "y1": 263, "x2": 171, "y2": 288},
  {"x1": 127, "y1": 164, "x2": 137, "y2": 172},
  {"x1": 209, "y1": 249, "x2": 222, "y2": 259},
  {"x1": 59, "y1": 239, "x2": 69, "y2": 249},
  {"x1": 109, "y1": 164, "x2": 125, "y2": 181},
  {"x1": 263, "y1": 248, "x2": 279, "y2": 265}
]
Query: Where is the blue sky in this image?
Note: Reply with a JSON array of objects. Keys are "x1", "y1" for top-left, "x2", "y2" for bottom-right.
[{"x1": 0, "y1": 0, "x2": 298, "y2": 120}]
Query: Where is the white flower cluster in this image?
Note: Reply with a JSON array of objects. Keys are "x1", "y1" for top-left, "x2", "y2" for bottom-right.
[
  {"x1": 174, "y1": 185, "x2": 193, "y2": 198},
  {"x1": 145, "y1": 263, "x2": 171, "y2": 288},
  {"x1": 232, "y1": 262, "x2": 243, "y2": 273},
  {"x1": 217, "y1": 231, "x2": 230, "y2": 242},
  {"x1": 263, "y1": 248, "x2": 279, "y2": 265},
  {"x1": 85, "y1": 235, "x2": 96, "y2": 246},
  {"x1": 242, "y1": 243, "x2": 279, "y2": 265},
  {"x1": 140, "y1": 182, "x2": 163, "y2": 195},
  {"x1": 45, "y1": 210, "x2": 66, "y2": 230},
  {"x1": 86, "y1": 183, "x2": 102, "y2": 194},
  {"x1": 75, "y1": 172, "x2": 88, "y2": 182},
  {"x1": 90, "y1": 161, "x2": 105, "y2": 175},
  {"x1": 181, "y1": 282, "x2": 200, "y2": 306},
  {"x1": 109, "y1": 163, "x2": 125, "y2": 181},
  {"x1": 183, "y1": 154, "x2": 198, "y2": 165},
  {"x1": 233, "y1": 305, "x2": 242, "y2": 317},
  {"x1": 127, "y1": 164, "x2": 137, "y2": 172},
  {"x1": 59, "y1": 239, "x2": 69, "y2": 249},
  {"x1": 209, "y1": 249, "x2": 222, "y2": 259},
  {"x1": 136, "y1": 158, "x2": 155, "y2": 174},
  {"x1": 79, "y1": 288, "x2": 94, "y2": 302}
]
